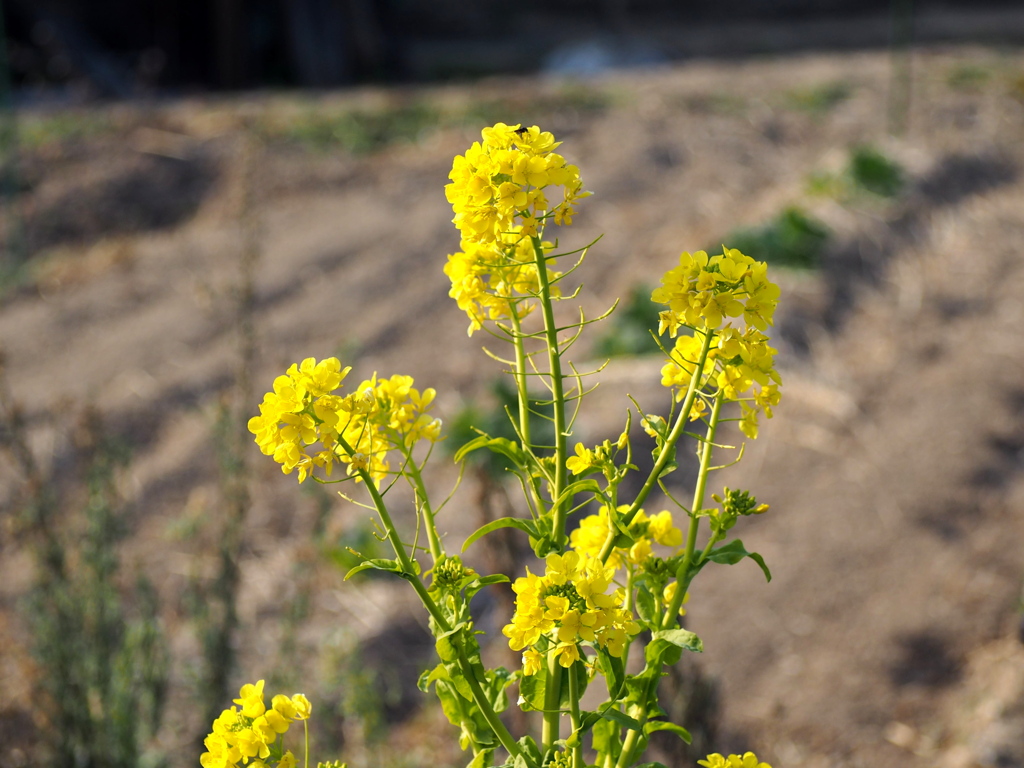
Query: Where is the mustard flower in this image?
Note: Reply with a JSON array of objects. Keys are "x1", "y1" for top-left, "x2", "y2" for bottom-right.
[
  {"x1": 502, "y1": 551, "x2": 639, "y2": 672},
  {"x1": 698, "y1": 753, "x2": 772, "y2": 768},
  {"x1": 566, "y1": 442, "x2": 596, "y2": 475},
  {"x1": 249, "y1": 359, "x2": 442, "y2": 485},
  {"x1": 652, "y1": 247, "x2": 778, "y2": 335}
]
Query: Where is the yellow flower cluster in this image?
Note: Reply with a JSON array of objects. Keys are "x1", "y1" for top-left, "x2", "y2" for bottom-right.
[
  {"x1": 502, "y1": 551, "x2": 640, "y2": 673},
  {"x1": 444, "y1": 228, "x2": 562, "y2": 335},
  {"x1": 652, "y1": 248, "x2": 779, "y2": 334},
  {"x1": 445, "y1": 123, "x2": 587, "y2": 246},
  {"x1": 200, "y1": 680, "x2": 311, "y2": 768},
  {"x1": 570, "y1": 507, "x2": 683, "y2": 570},
  {"x1": 444, "y1": 122, "x2": 587, "y2": 335},
  {"x1": 248, "y1": 358, "x2": 442, "y2": 484},
  {"x1": 653, "y1": 248, "x2": 783, "y2": 439},
  {"x1": 698, "y1": 752, "x2": 772, "y2": 768}
]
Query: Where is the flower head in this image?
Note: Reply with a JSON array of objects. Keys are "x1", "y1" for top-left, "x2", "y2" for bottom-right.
[{"x1": 249, "y1": 359, "x2": 442, "y2": 484}]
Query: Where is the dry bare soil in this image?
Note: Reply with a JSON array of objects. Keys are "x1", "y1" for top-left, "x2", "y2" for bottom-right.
[{"x1": 3, "y1": 46, "x2": 1024, "y2": 768}]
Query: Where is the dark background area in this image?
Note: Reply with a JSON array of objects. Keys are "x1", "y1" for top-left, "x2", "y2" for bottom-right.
[{"x1": 5, "y1": 0, "x2": 1024, "y2": 98}]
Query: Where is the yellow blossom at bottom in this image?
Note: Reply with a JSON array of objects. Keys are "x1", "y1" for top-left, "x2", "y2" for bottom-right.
[{"x1": 698, "y1": 752, "x2": 772, "y2": 768}]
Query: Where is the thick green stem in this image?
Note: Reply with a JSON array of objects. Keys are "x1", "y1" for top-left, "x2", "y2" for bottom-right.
[
  {"x1": 598, "y1": 328, "x2": 715, "y2": 564},
  {"x1": 662, "y1": 391, "x2": 723, "y2": 628},
  {"x1": 533, "y1": 236, "x2": 569, "y2": 546},
  {"x1": 614, "y1": 701, "x2": 646, "y2": 768},
  {"x1": 542, "y1": 648, "x2": 562, "y2": 751},
  {"x1": 568, "y1": 660, "x2": 583, "y2": 768}
]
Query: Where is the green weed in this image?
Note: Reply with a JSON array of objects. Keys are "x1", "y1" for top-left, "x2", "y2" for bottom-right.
[
  {"x1": 726, "y1": 207, "x2": 830, "y2": 270},
  {"x1": 784, "y1": 81, "x2": 852, "y2": 115}
]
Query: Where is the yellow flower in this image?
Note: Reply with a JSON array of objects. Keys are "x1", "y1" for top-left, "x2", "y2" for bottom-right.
[
  {"x1": 647, "y1": 510, "x2": 683, "y2": 547},
  {"x1": 566, "y1": 442, "x2": 596, "y2": 475},
  {"x1": 698, "y1": 753, "x2": 772, "y2": 768},
  {"x1": 739, "y1": 402, "x2": 759, "y2": 440},
  {"x1": 233, "y1": 680, "x2": 266, "y2": 718},
  {"x1": 522, "y1": 648, "x2": 544, "y2": 676},
  {"x1": 272, "y1": 694, "x2": 298, "y2": 721},
  {"x1": 291, "y1": 693, "x2": 312, "y2": 720},
  {"x1": 555, "y1": 641, "x2": 582, "y2": 667},
  {"x1": 662, "y1": 583, "x2": 690, "y2": 616}
]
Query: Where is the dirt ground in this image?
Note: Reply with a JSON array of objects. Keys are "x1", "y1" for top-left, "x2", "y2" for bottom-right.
[{"x1": 2, "y1": 45, "x2": 1024, "y2": 768}]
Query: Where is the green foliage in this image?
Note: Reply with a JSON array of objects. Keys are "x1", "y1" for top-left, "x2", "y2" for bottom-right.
[
  {"x1": 946, "y1": 63, "x2": 991, "y2": 91},
  {"x1": 725, "y1": 207, "x2": 830, "y2": 270},
  {"x1": 593, "y1": 284, "x2": 663, "y2": 358},
  {"x1": 848, "y1": 145, "x2": 904, "y2": 198},
  {"x1": 261, "y1": 102, "x2": 442, "y2": 155},
  {"x1": 784, "y1": 80, "x2": 852, "y2": 115},
  {"x1": 808, "y1": 144, "x2": 905, "y2": 201},
  {"x1": 25, "y1": 426, "x2": 168, "y2": 768},
  {"x1": 19, "y1": 112, "x2": 114, "y2": 149}
]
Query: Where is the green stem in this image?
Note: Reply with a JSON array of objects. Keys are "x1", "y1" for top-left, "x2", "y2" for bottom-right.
[
  {"x1": 533, "y1": 235, "x2": 569, "y2": 546},
  {"x1": 542, "y1": 647, "x2": 562, "y2": 751},
  {"x1": 621, "y1": 567, "x2": 635, "y2": 670},
  {"x1": 598, "y1": 328, "x2": 715, "y2": 563},
  {"x1": 614, "y1": 700, "x2": 646, "y2": 768},
  {"x1": 617, "y1": 392, "x2": 725, "y2": 768},
  {"x1": 695, "y1": 529, "x2": 725, "y2": 568},
  {"x1": 662, "y1": 391, "x2": 723, "y2": 628},
  {"x1": 303, "y1": 719, "x2": 310, "y2": 768},
  {"x1": 510, "y1": 308, "x2": 547, "y2": 514},
  {"x1": 347, "y1": 448, "x2": 529, "y2": 767},
  {"x1": 404, "y1": 454, "x2": 444, "y2": 562},
  {"x1": 568, "y1": 659, "x2": 583, "y2": 768}
]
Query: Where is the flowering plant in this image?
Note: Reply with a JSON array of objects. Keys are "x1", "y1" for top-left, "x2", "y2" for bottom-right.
[{"x1": 208, "y1": 123, "x2": 782, "y2": 768}]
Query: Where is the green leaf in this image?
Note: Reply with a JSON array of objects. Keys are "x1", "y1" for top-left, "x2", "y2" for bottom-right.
[
  {"x1": 517, "y1": 735, "x2": 542, "y2": 765},
  {"x1": 435, "y1": 634, "x2": 457, "y2": 663},
  {"x1": 462, "y1": 517, "x2": 539, "y2": 552},
  {"x1": 590, "y1": 716, "x2": 619, "y2": 757},
  {"x1": 465, "y1": 573, "x2": 511, "y2": 601},
  {"x1": 518, "y1": 666, "x2": 546, "y2": 712},
  {"x1": 343, "y1": 557, "x2": 400, "y2": 580},
  {"x1": 418, "y1": 662, "x2": 449, "y2": 693},
  {"x1": 433, "y1": 679, "x2": 466, "y2": 727},
  {"x1": 634, "y1": 762, "x2": 670, "y2": 768},
  {"x1": 455, "y1": 435, "x2": 525, "y2": 465},
  {"x1": 468, "y1": 750, "x2": 494, "y2": 768},
  {"x1": 656, "y1": 461, "x2": 678, "y2": 479},
  {"x1": 706, "y1": 539, "x2": 772, "y2": 582},
  {"x1": 597, "y1": 649, "x2": 625, "y2": 699},
  {"x1": 635, "y1": 584, "x2": 657, "y2": 626},
  {"x1": 601, "y1": 707, "x2": 642, "y2": 732},
  {"x1": 552, "y1": 478, "x2": 605, "y2": 508},
  {"x1": 645, "y1": 629, "x2": 703, "y2": 667},
  {"x1": 643, "y1": 720, "x2": 692, "y2": 744}
]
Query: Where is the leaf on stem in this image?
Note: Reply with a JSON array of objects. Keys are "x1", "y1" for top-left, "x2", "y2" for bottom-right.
[
  {"x1": 462, "y1": 517, "x2": 539, "y2": 552},
  {"x1": 343, "y1": 557, "x2": 402, "y2": 580},
  {"x1": 644, "y1": 629, "x2": 703, "y2": 666},
  {"x1": 705, "y1": 539, "x2": 772, "y2": 582},
  {"x1": 455, "y1": 434, "x2": 526, "y2": 465},
  {"x1": 643, "y1": 720, "x2": 692, "y2": 744}
]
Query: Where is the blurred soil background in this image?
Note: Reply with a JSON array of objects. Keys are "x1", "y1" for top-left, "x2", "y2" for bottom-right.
[{"x1": 2, "y1": 18, "x2": 1024, "y2": 768}]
